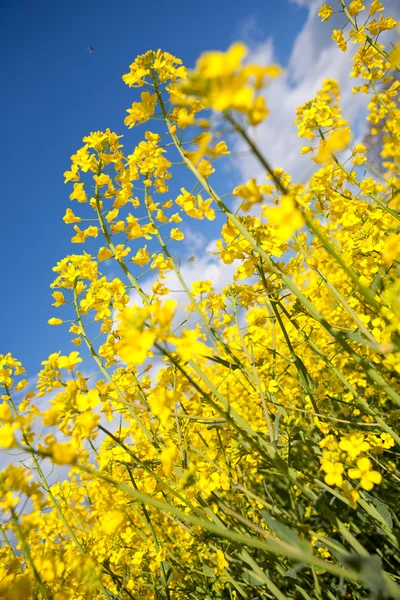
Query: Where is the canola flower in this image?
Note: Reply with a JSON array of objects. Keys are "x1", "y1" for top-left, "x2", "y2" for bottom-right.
[{"x1": 1, "y1": 2, "x2": 400, "y2": 598}]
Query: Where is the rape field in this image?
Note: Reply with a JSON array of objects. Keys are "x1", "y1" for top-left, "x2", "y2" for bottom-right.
[{"x1": 1, "y1": 1, "x2": 400, "y2": 598}]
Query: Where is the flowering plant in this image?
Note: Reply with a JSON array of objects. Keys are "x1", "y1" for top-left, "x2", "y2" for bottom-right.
[{"x1": 1, "y1": 2, "x2": 400, "y2": 598}]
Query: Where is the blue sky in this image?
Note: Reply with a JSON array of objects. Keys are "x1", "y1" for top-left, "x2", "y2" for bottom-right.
[{"x1": 0, "y1": 0, "x2": 310, "y2": 377}]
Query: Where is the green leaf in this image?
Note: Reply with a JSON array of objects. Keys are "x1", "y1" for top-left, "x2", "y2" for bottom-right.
[
  {"x1": 322, "y1": 538, "x2": 348, "y2": 554},
  {"x1": 202, "y1": 354, "x2": 240, "y2": 371},
  {"x1": 372, "y1": 498, "x2": 393, "y2": 530},
  {"x1": 274, "y1": 412, "x2": 280, "y2": 442},
  {"x1": 340, "y1": 554, "x2": 388, "y2": 600},
  {"x1": 261, "y1": 511, "x2": 310, "y2": 553},
  {"x1": 294, "y1": 356, "x2": 315, "y2": 393},
  {"x1": 277, "y1": 405, "x2": 288, "y2": 418},
  {"x1": 295, "y1": 586, "x2": 314, "y2": 600},
  {"x1": 242, "y1": 571, "x2": 265, "y2": 586},
  {"x1": 284, "y1": 568, "x2": 298, "y2": 579},
  {"x1": 206, "y1": 420, "x2": 229, "y2": 429},
  {"x1": 202, "y1": 564, "x2": 216, "y2": 579}
]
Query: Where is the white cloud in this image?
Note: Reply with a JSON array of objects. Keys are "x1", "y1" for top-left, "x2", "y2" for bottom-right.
[
  {"x1": 182, "y1": 225, "x2": 208, "y2": 254},
  {"x1": 233, "y1": 0, "x2": 400, "y2": 183}
]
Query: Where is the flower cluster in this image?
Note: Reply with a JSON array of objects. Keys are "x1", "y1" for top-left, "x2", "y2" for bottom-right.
[{"x1": 1, "y1": 2, "x2": 400, "y2": 599}]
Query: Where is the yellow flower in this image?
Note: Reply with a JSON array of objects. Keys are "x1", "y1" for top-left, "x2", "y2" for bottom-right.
[
  {"x1": 339, "y1": 433, "x2": 370, "y2": 460},
  {"x1": 348, "y1": 457, "x2": 382, "y2": 491},
  {"x1": 210, "y1": 140, "x2": 230, "y2": 157},
  {"x1": 76, "y1": 388, "x2": 100, "y2": 411},
  {"x1": 170, "y1": 228, "x2": 185, "y2": 241},
  {"x1": 63, "y1": 208, "x2": 81, "y2": 224},
  {"x1": 248, "y1": 96, "x2": 269, "y2": 125},
  {"x1": 48, "y1": 318, "x2": 63, "y2": 326},
  {"x1": 51, "y1": 292, "x2": 65, "y2": 307},
  {"x1": 131, "y1": 245, "x2": 151, "y2": 266},
  {"x1": 115, "y1": 302, "x2": 176, "y2": 364},
  {"x1": 102, "y1": 510, "x2": 126, "y2": 535},
  {"x1": 348, "y1": 0, "x2": 365, "y2": 16},
  {"x1": 266, "y1": 195, "x2": 304, "y2": 241},
  {"x1": 382, "y1": 234, "x2": 400, "y2": 264},
  {"x1": 113, "y1": 244, "x2": 130, "y2": 261},
  {"x1": 197, "y1": 159, "x2": 215, "y2": 179},
  {"x1": 332, "y1": 30, "x2": 347, "y2": 52},
  {"x1": 301, "y1": 145, "x2": 313, "y2": 154},
  {"x1": 149, "y1": 388, "x2": 178, "y2": 426},
  {"x1": 51, "y1": 443, "x2": 78, "y2": 466},
  {"x1": 160, "y1": 443, "x2": 178, "y2": 475},
  {"x1": 105, "y1": 208, "x2": 119, "y2": 223},
  {"x1": 322, "y1": 460, "x2": 344, "y2": 487},
  {"x1": 233, "y1": 179, "x2": 264, "y2": 211},
  {"x1": 0, "y1": 424, "x2": 18, "y2": 449},
  {"x1": 388, "y1": 44, "x2": 400, "y2": 68},
  {"x1": 116, "y1": 309, "x2": 156, "y2": 364},
  {"x1": 98, "y1": 247, "x2": 114, "y2": 262},
  {"x1": 180, "y1": 42, "x2": 279, "y2": 123},
  {"x1": 69, "y1": 182, "x2": 87, "y2": 203},
  {"x1": 268, "y1": 379, "x2": 279, "y2": 393},
  {"x1": 58, "y1": 352, "x2": 82, "y2": 371},
  {"x1": 380, "y1": 433, "x2": 395, "y2": 449},
  {"x1": 318, "y1": 4, "x2": 333, "y2": 21},
  {"x1": 353, "y1": 143, "x2": 366, "y2": 154},
  {"x1": 0, "y1": 402, "x2": 13, "y2": 422},
  {"x1": 191, "y1": 280, "x2": 213, "y2": 296},
  {"x1": 197, "y1": 196, "x2": 215, "y2": 220},
  {"x1": 342, "y1": 481, "x2": 360, "y2": 507},
  {"x1": 14, "y1": 379, "x2": 28, "y2": 391},
  {"x1": 196, "y1": 43, "x2": 247, "y2": 79},
  {"x1": 124, "y1": 92, "x2": 157, "y2": 128},
  {"x1": 316, "y1": 128, "x2": 351, "y2": 163},
  {"x1": 171, "y1": 329, "x2": 208, "y2": 361},
  {"x1": 0, "y1": 491, "x2": 20, "y2": 510},
  {"x1": 175, "y1": 107, "x2": 196, "y2": 129},
  {"x1": 369, "y1": 0, "x2": 383, "y2": 16},
  {"x1": 214, "y1": 549, "x2": 229, "y2": 574},
  {"x1": 74, "y1": 412, "x2": 100, "y2": 438}
]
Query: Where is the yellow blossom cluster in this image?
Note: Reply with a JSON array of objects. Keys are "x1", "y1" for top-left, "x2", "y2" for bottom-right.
[{"x1": 1, "y1": 2, "x2": 400, "y2": 599}]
